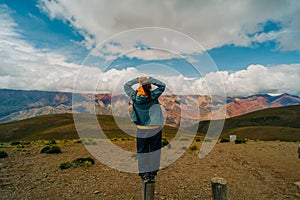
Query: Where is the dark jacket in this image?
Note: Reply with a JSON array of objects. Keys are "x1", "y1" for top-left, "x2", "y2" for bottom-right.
[{"x1": 124, "y1": 77, "x2": 166, "y2": 126}]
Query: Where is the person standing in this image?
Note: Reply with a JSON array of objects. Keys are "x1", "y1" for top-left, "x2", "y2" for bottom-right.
[{"x1": 124, "y1": 76, "x2": 166, "y2": 182}]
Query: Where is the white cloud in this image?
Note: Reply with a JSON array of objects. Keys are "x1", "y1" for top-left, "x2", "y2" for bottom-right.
[
  {"x1": 0, "y1": 4, "x2": 81, "y2": 92},
  {"x1": 0, "y1": 4, "x2": 299, "y2": 96},
  {"x1": 192, "y1": 64, "x2": 300, "y2": 96},
  {"x1": 38, "y1": 0, "x2": 300, "y2": 54},
  {"x1": 75, "y1": 64, "x2": 300, "y2": 97}
]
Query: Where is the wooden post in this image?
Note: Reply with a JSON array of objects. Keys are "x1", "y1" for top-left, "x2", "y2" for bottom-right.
[
  {"x1": 142, "y1": 181, "x2": 155, "y2": 200},
  {"x1": 211, "y1": 177, "x2": 227, "y2": 200}
]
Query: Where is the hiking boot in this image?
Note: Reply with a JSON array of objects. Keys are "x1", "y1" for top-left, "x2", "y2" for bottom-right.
[
  {"x1": 141, "y1": 173, "x2": 150, "y2": 182},
  {"x1": 148, "y1": 175, "x2": 155, "y2": 183}
]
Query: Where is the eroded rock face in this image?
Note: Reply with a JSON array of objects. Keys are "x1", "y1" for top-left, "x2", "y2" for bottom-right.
[{"x1": 1, "y1": 89, "x2": 300, "y2": 128}]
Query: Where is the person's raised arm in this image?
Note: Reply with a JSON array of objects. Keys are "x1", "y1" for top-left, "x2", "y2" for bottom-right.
[
  {"x1": 124, "y1": 77, "x2": 139, "y2": 98},
  {"x1": 148, "y1": 77, "x2": 166, "y2": 98}
]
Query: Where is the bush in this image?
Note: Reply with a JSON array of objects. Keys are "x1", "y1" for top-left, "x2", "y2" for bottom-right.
[
  {"x1": 59, "y1": 157, "x2": 95, "y2": 170},
  {"x1": 83, "y1": 160, "x2": 94, "y2": 168},
  {"x1": 41, "y1": 146, "x2": 51, "y2": 153},
  {"x1": 22, "y1": 142, "x2": 31, "y2": 145},
  {"x1": 189, "y1": 144, "x2": 198, "y2": 151},
  {"x1": 72, "y1": 157, "x2": 95, "y2": 166},
  {"x1": 0, "y1": 150, "x2": 8, "y2": 158},
  {"x1": 41, "y1": 145, "x2": 62, "y2": 154},
  {"x1": 11, "y1": 141, "x2": 21, "y2": 146},
  {"x1": 59, "y1": 162, "x2": 72, "y2": 170},
  {"x1": 49, "y1": 140, "x2": 57, "y2": 145},
  {"x1": 220, "y1": 138, "x2": 230, "y2": 143},
  {"x1": 161, "y1": 138, "x2": 169, "y2": 147},
  {"x1": 17, "y1": 144, "x2": 25, "y2": 148},
  {"x1": 235, "y1": 139, "x2": 246, "y2": 144}
]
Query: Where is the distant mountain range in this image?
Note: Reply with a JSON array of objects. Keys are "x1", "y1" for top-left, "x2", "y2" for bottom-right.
[
  {"x1": 0, "y1": 105, "x2": 299, "y2": 142},
  {"x1": 0, "y1": 89, "x2": 300, "y2": 127}
]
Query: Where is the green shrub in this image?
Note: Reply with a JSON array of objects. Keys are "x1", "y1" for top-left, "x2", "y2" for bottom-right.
[
  {"x1": 59, "y1": 162, "x2": 72, "y2": 170},
  {"x1": 48, "y1": 146, "x2": 62, "y2": 153},
  {"x1": 220, "y1": 138, "x2": 230, "y2": 143},
  {"x1": 83, "y1": 160, "x2": 94, "y2": 168},
  {"x1": 17, "y1": 144, "x2": 25, "y2": 148},
  {"x1": 59, "y1": 157, "x2": 96, "y2": 170},
  {"x1": 0, "y1": 150, "x2": 8, "y2": 158},
  {"x1": 189, "y1": 145, "x2": 198, "y2": 151},
  {"x1": 235, "y1": 139, "x2": 246, "y2": 144},
  {"x1": 41, "y1": 146, "x2": 51, "y2": 153},
  {"x1": 72, "y1": 157, "x2": 95, "y2": 166},
  {"x1": 161, "y1": 138, "x2": 169, "y2": 147},
  {"x1": 41, "y1": 145, "x2": 62, "y2": 154},
  {"x1": 11, "y1": 141, "x2": 21, "y2": 146},
  {"x1": 49, "y1": 140, "x2": 57, "y2": 145}
]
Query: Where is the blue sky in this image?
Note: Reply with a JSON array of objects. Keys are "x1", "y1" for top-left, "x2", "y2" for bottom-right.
[{"x1": 0, "y1": 0, "x2": 299, "y2": 96}]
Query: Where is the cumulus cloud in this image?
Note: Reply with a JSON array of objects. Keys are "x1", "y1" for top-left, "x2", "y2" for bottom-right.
[
  {"x1": 0, "y1": 4, "x2": 81, "y2": 92},
  {"x1": 192, "y1": 64, "x2": 300, "y2": 96},
  {"x1": 38, "y1": 0, "x2": 300, "y2": 54},
  {"x1": 0, "y1": 3, "x2": 299, "y2": 96},
  {"x1": 75, "y1": 64, "x2": 300, "y2": 97}
]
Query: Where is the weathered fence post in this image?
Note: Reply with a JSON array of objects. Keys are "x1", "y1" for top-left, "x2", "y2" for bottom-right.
[
  {"x1": 142, "y1": 181, "x2": 155, "y2": 200},
  {"x1": 211, "y1": 177, "x2": 227, "y2": 200}
]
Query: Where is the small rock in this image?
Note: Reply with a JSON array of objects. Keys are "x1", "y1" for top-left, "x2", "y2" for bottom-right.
[
  {"x1": 93, "y1": 190, "x2": 100, "y2": 194},
  {"x1": 294, "y1": 181, "x2": 300, "y2": 189}
]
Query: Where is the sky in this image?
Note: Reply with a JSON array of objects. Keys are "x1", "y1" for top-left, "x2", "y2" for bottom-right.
[{"x1": 0, "y1": 0, "x2": 300, "y2": 96}]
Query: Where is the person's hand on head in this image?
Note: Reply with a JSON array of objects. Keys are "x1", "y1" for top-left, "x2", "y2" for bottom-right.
[{"x1": 139, "y1": 76, "x2": 148, "y2": 85}]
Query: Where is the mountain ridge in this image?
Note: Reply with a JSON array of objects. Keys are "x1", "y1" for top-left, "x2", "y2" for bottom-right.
[{"x1": 0, "y1": 89, "x2": 299, "y2": 127}]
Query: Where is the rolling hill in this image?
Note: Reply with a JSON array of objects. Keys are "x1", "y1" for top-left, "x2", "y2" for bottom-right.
[
  {"x1": 0, "y1": 113, "x2": 178, "y2": 142},
  {"x1": 0, "y1": 105, "x2": 299, "y2": 142},
  {"x1": 192, "y1": 105, "x2": 300, "y2": 141}
]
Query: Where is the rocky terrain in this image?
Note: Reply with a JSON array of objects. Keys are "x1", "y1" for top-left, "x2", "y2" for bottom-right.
[{"x1": 0, "y1": 140, "x2": 300, "y2": 199}]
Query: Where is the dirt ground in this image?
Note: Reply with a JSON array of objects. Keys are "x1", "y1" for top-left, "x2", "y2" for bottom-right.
[{"x1": 1, "y1": 140, "x2": 300, "y2": 200}]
